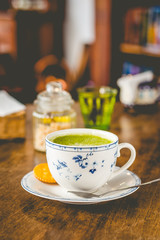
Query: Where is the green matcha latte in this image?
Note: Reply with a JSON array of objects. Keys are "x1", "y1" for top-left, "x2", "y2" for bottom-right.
[{"x1": 50, "y1": 134, "x2": 112, "y2": 146}]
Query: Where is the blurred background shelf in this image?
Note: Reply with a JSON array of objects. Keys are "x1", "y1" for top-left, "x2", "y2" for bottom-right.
[
  {"x1": 120, "y1": 43, "x2": 160, "y2": 57},
  {"x1": 0, "y1": 0, "x2": 160, "y2": 103},
  {"x1": 111, "y1": 0, "x2": 160, "y2": 83}
]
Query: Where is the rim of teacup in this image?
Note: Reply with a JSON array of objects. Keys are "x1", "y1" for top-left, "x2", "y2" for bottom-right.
[{"x1": 46, "y1": 128, "x2": 118, "y2": 149}]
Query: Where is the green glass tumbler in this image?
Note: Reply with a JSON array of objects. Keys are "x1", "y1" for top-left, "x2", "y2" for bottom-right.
[{"x1": 77, "y1": 86, "x2": 117, "y2": 130}]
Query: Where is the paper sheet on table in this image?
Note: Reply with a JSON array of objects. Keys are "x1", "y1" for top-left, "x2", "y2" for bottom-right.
[{"x1": 0, "y1": 90, "x2": 26, "y2": 117}]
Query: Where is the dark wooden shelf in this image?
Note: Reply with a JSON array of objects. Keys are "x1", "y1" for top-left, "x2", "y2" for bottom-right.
[{"x1": 120, "y1": 43, "x2": 160, "y2": 57}]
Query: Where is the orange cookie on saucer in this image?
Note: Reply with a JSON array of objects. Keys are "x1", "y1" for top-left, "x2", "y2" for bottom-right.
[{"x1": 33, "y1": 163, "x2": 57, "y2": 184}]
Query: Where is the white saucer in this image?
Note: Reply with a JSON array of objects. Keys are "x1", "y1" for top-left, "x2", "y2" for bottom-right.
[{"x1": 21, "y1": 168, "x2": 141, "y2": 205}]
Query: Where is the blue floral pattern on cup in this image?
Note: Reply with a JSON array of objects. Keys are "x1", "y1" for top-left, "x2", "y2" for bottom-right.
[
  {"x1": 53, "y1": 160, "x2": 68, "y2": 170},
  {"x1": 73, "y1": 152, "x2": 93, "y2": 169},
  {"x1": 89, "y1": 161, "x2": 97, "y2": 174},
  {"x1": 74, "y1": 174, "x2": 82, "y2": 181},
  {"x1": 51, "y1": 151, "x2": 110, "y2": 181},
  {"x1": 52, "y1": 160, "x2": 71, "y2": 179},
  {"x1": 73, "y1": 152, "x2": 99, "y2": 175}
]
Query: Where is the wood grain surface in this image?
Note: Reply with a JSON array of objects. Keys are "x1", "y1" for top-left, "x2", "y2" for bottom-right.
[{"x1": 0, "y1": 103, "x2": 160, "y2": 240}]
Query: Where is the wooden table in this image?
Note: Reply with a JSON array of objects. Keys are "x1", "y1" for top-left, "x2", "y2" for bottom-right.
[{"x1": 0, "y1": 103, "x2": 160, "y2": 240}]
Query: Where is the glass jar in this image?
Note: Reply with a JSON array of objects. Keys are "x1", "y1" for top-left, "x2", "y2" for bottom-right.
[{"x1": 33, "y1": 81, "x2": 76, "y2": 152}]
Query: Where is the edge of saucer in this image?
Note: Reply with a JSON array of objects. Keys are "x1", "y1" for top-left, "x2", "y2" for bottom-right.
[{"x1": 21, "y1": 169, "x2": 141, "y2": 205}]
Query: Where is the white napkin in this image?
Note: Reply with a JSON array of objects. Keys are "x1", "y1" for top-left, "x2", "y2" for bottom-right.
[{"x1": 0, "y1": 90, "x2": 26, "y2": 117}]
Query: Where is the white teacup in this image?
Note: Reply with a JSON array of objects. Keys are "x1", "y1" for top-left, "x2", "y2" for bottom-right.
[{"x1": 46, "y1": 128, "x2": 136, "y2": 193}]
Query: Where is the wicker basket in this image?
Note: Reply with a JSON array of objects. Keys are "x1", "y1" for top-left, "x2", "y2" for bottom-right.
[{"x1": 0, "y1": 110, "x2": 26, "y2": 139}]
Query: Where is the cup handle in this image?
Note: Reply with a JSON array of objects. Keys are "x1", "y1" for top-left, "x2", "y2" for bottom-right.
[{"x1": 110, "y1": 143, "x2": 136, "y2": 180}]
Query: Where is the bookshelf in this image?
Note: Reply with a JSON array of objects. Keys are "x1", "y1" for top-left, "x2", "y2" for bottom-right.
[
  {"x1": 120, "y1": 43, "x2": 160, "y2": 57},
  {"x1": 110, "y1": 0, "x2": 160, "y2": 86}
]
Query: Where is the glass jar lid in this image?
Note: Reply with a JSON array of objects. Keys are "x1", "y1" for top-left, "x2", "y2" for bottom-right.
[{"x1": 34, "y1": 81, "x2": 74, "y2": 113}]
